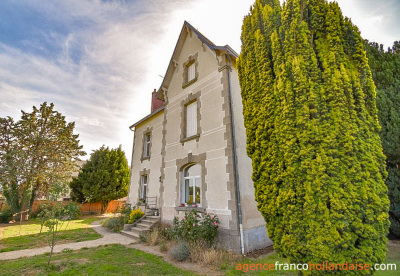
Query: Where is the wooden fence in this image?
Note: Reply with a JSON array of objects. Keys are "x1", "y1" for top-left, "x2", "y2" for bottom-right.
[{"x1": 31, "y1": 200, "x2": 124, "y2": 214}]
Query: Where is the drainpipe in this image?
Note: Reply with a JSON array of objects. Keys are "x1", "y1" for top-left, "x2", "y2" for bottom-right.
[{"x1": 226, "y1": 53, "x2": 245, "y2": 255}]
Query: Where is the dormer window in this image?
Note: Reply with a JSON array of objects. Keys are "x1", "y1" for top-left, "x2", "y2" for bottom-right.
[
  {"x1": 182, "y1": 53, "x2": 198, "y2": 88},
  {"x1": 188, "y1": 62, "x2": 195, "y2": 82}
]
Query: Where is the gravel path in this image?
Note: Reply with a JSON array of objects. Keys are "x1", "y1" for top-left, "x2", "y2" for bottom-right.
[{"x1": 0, "y1": 219, "x2": 136, "y2": 261}]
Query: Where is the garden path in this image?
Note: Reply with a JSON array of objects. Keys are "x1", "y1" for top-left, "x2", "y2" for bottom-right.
[{"x1": 0, "y1": 219, "x2": 135, "y2": 261}]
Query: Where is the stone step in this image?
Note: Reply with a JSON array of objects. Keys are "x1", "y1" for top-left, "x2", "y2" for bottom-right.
[
  {"x1": 130, "y1": 226, "x2": 148, "y2": 233},
  {"x1": 136, "y1": 223, "x2": 151, "y2": 229},
  {"x1": 132, "y1": 225, "x2": 151, "y2": 231},
  {"x1": 146, "y1": 216, "x2": 160, "y2": 220},
  {"x1": 121, "y1": 230, "x2": 140, "y2": 240},
  {"x1": 140, "y1": 220, "x2": 154, "y2": 225},
  {"x1": 121, "y1": 215, "x2": 161, "y2": 241}
]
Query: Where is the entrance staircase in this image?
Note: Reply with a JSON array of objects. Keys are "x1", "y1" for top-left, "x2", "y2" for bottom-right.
[
  {"x1": 121, "y1": 196, "x2": 160, "y2": 241},
  {"x1": 121, "y1": 215, "x2": 160, "y2": 240},
  {"x1": 121, "y1": 215, "x2": 160, "y2": 241}
]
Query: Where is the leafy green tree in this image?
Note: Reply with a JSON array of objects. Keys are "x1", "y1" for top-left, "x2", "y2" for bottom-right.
[
  {"x1": 366, "y1": 40, "x2": 400, "y2": 238},
  {"x1": 238, "y1": 0, "x2": 389, "y2": 270},
  {"x1": 70, "y1": 145, "x2": 129, "y2": 213},
  {"x1": 0, "y1": 102, "x2": 85, "y2": 213}
]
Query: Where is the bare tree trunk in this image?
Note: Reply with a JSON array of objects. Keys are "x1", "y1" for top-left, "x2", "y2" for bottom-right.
[{"x1": 19, "y1": 212, "x2": 23, "y2": 235}]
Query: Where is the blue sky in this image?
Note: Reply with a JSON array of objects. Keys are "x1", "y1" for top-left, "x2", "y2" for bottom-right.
[{"x1": 0, "y1": 0, "x2": 399, "y2": 163}]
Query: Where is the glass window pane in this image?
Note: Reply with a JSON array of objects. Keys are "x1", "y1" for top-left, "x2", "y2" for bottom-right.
[
  {"x1": 143, "y1": 134, "x2": 150, "y2": 157},
  {"x1": 183, "y1": 164, "x2": 202, "y2": 205},
  {"x1": 187, "y1": 164, "x2": 201, "y2": 177},
  {"x1": 185, "y1": 178, "x2": 190, "y2": 202},
  {"x1": 186, "y1": 178, "x2": 194, "y2": 204},
  {"x1": 141, "y1": 175, "x2": 147, "y2": 199},
  {"x1": 195, "y1": 177, "x2": 201, "y2": 203}
]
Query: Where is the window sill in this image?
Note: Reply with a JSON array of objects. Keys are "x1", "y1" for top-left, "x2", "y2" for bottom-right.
[
  {"x1": 180, "y1": 134, "x2": 200, "y2": 144},
  {"x1": 175, "y1": 206, "x2": 206, "y2": 212},
  {"x1": 182, "y1": 77, "x2": 198, "y2": 89},
  {"x1": 140, "y1": 156, "x2": 150, "y2": 162}
]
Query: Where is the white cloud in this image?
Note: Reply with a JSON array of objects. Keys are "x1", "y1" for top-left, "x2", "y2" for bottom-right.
[{"x1": 0, "y1": 0, "x2": 399, "y2": 164}]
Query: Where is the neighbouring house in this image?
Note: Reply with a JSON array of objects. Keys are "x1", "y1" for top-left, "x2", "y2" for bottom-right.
[{"x1": 128, "y1": 21, "x2": 272, "y2": 253}]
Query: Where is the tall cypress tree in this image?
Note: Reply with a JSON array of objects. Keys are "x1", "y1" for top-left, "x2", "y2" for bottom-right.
[
  {"x1": 238, "y1": 0, "x2": 390, "y2": 269},
  {"x1": 366, "y1": 40, "x2": 400, "y2": 238}
]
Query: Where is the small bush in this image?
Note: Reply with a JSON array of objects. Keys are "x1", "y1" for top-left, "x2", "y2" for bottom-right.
[
  {"x1": 61, "y1": 202, "x2": 81, "y2": 220},
  {"x1": 169, "y1": 241, "x2": 190, "y2": 262},
  {"x1": 101, "y1": 217, "x2": 124, "y2": 232},
  {"x1": 31, "y1": 202, "x2": 54, "y2": 218},
  {"x1": 146, "y1": 228, "x2": 160, "y2": 246},
  {"x1": 159, "y1": 222, "x2": 172, "y2": 239},
  {"x1": 0, "y1": 207, "x2": 13, "y2": 223},
  {"x1": 139, "y1": 233, "x2": 147, "y2": 243},
  {"x1": 189, "y1": 241, "x2": 237, "y2": 268},
  {"x1": 159, "y1": 241, "x2": 168, "y2": 252},
  {"x1": 166, "y1": 210, "x2": 219, "y2": 246},
  {"x1": 128, "y1": 207, "x2": 144, "y2": 224},
  {"x1": 120, "y1": 203, "x2": 133, "y2": 224}
]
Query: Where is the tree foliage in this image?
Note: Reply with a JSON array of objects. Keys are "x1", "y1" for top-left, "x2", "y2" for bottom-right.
[
  {"x1": 366, "y1": 40, "x2": 400, "y2": 238},
  {"x1": 238, "y1": 0, "x2": 389, "y2": 269},
  {"x1": 69, "y1": 145, "x2": 129, "y2": 212},
  {"x1": 0, "y1": 102, "x2": 85, "y2": 213}
]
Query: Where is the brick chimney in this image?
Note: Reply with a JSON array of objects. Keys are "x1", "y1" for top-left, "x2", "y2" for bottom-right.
[{"x1": 151, "y1": 89, "x2": 164, "y2": 112}]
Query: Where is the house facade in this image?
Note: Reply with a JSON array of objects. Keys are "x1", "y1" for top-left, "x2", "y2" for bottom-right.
[{"x1": 128, "y1": 21, "x2": 272, "y2": 253}]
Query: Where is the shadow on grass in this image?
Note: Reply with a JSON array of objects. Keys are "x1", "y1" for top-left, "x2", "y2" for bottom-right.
[
  {"x1": 0, "y1": 221, "x2": 102, "y2": 253},
  {"x1": 0, "y1": 244, "x2": 197, "y2": 276}
]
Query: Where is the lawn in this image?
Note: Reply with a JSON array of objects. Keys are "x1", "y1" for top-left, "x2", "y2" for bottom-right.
[
  {"x1": 0, "y1": 216, "x2": 102, "y2": 253},
  {"x1": 225, "y1": 243, "x2": 400, "y2": 275},
  {"x1": 0, "y1": 244, "x2": 196, "y2": 276}
]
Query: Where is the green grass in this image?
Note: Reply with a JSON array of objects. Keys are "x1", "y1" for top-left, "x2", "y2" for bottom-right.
[
  {"x1": 225, "y1": 243, "x2": 400, "y2": 275},
  {"x1": 0, "y1": 216, "x2": 102, "y2": 253},
  {"x1": 0, "y1": 244, "x2": 197, "y2": 276},
  {"x1": 375, "y1": 243, "x2": 400, "y2": 276}
]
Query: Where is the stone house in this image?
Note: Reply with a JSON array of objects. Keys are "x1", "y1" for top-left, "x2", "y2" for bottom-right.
[{"x1": 128, "y1": 21, "x2": 272, "y2": 253}]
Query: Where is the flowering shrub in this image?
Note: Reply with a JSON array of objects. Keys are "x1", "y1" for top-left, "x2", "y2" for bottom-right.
[
  {"x1": 128, "y1": 207, "x2": 144, "y2": 224},
  {"x1": 166, "y1": 210, "x2": 219, "y2": 246}
]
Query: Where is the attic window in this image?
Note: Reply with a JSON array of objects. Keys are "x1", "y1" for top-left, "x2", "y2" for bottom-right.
[
  {"x1": 188, "y1": 62, "x2": 195, "y2": 82},
  {"x1": 182, "y1": 53, "x2": 198, "y2": 88}
]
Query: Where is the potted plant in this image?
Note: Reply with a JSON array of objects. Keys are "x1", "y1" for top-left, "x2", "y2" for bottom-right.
[
  {"x1": 191, "y1": 203, "x2": 197, "y2": 207},
  {"x1": 180, "y1": 203, "x2": 185, "y2": 207}
]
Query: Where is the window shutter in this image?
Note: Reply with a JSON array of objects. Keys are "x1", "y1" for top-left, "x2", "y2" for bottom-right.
[
  {"x1": 188, "y1": 63, "x2": 195, "y2": 82},
  {"x1": 186, "y1": 101, "x2": 197, "y2": 137},
  {"x1": 143, "y1": 134, "x2": 150, "y2": 157}
]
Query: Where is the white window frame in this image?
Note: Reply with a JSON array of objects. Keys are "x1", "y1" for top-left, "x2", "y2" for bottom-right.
[
  {"x1": 182, "y1": 165, "x2": 201, "y2": 206},
  {"x1": 188, "y1": 62, "x2": 195, "y2": 82},
  {"x1": 143, "y1": 133, "x2": 151, "y2": 158},
  {"x1": 186, "y1": 101, "x2": 197, "y2": 138},
  {"x1": 140, "y1": 175, "x2": 147, "y2": 200}
]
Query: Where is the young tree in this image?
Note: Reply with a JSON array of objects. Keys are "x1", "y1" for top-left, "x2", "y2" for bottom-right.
[
  {"x1": 238, "y1": 0, "x2": 389, "y2": 268},
  {"x1": 70, "y1": 145, "x2": 129, "y2": 212},
  {"x1": 366, "y1": 40, "x2": 400, "y2": 238},
  {"x1": 0, "y1": 102, "x2": 85, "y2": 213}
]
